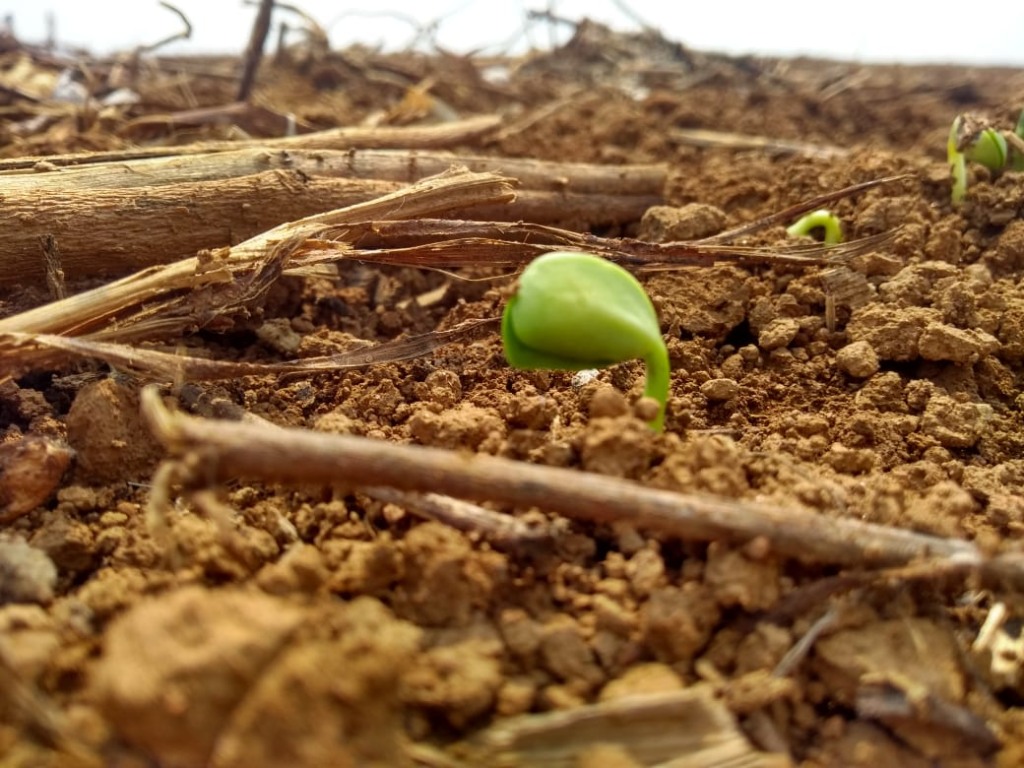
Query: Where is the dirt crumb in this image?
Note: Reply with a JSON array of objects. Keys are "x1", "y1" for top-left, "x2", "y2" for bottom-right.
[
  {"x1": 641, "y1": 584, "x2": 720, "y2": 665},
  {"x1": 408, "y1": 402, "x2": 505, "y2": 451},
  {"x1": 917, "y1": 323, "x2": 998, "y2": 363},
  {"x1": 835, "y1": 340, "x2": 880, "y2": 378},
  {"x1": 540, "y1": 615, "x2": 605, "y2": 692},
  {"x1": 402, "y1": 638, "x2": 503, "y2": 727},
  {"x1": 579, "y1": 415, "x2": 656, "y2": 478},
  {"x1": 758, "y1": 317, "x2": 801, "y2": 351},
  {"x1": 65, "y1": 379, "x2": 163, "y2": 483},
  {"x1": 92, "y1": 586, "x2": 305, "y2": 767},
  {"x1": 700, "y1": 377, "x2": 739, "y2": 402},
  {"x1": 704, "y1": 542, "x2": 781, "y2": 611},
  {"x1": 919, "y1": 394, "x2": 992, "y2": 448},
  {"x1": 846, "y1": 304, "x2": 940, "y2": 361},
  {"x1": 638, "y1": 202, "x2": 727, "y2": 242},
  {"x1": 212, "y1": 598, "x2": 420, "y2": 768},
  {"x1": 393, "y1": 522, "x2": 502, "y2": 626}
]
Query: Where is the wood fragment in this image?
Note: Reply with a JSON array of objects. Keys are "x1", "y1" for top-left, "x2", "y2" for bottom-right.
[
  {"x1": 40, "y1": 234, "x2": 66, "y2": 301},
  {"x1": 0, "y1": 169, "x2": 515, "y2": 344},
  {"x1": 0, "y1": 148, "x2": 666, "y2": 196},
  {"x1": 461, "y1": 686, "x2": 790, "y2": 767},
  {"x1": 0, "y1": 115, "x2": 504, "y2": 171},
  {"x1": 0, "y1": 174, "x2": 403, "y2": 286},
  {"x1": 0, "y1": 151, "x2": 663, "y2": 285}
]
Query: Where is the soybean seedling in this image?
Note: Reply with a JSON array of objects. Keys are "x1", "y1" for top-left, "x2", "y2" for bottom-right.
[
  {"x1": 947, "y1": 110, "x2": 1024, "y2": 204},
  {"x1": 787, "y1": 209, "x2": 843, "y2": 245},
  {"x1": 501, "y1": 251, "x2": 670, "y2": 431}
]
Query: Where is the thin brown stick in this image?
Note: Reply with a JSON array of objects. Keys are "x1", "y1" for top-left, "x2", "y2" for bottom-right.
[
  {"x1": 237, "y1": 0, "x2": 275, "y2": 101},
  {"x1": 139, "y1": 1, "x2": 193, "y2": 55},
  {"x1": 364, "y1": 487, "x2": 554, "y2": 553},
  {"x1": 140, "y1": 388, "x2": 1010, "y2": 580}
]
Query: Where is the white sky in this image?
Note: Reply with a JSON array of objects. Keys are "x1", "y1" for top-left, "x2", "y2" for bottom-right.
[{"x1": 3, "y1": 0, "x2": 1023, "y2": 66}]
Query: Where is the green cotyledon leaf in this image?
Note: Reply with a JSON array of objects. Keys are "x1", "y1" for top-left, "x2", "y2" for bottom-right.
[{"x1": 501, "y1": 250, "x2": 670, "y2": 430}]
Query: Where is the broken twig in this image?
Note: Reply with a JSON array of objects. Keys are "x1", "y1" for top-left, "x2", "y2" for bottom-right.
[{"x1": 141, "y1": 388, "x2": 1024, "y2": 585}]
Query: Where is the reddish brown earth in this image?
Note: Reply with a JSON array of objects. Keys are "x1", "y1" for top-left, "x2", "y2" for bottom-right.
[{"x1": 3, "y1": 24, "x2": 1024, "y2": 767}]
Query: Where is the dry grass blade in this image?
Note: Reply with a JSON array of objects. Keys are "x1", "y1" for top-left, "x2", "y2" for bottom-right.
[
  {"x1": 671, "y1": 126, "x2": 848, "y2": 160},
  {"x1": 0, "y1": 319, "x2": 498, "y2": 381},
  {"x1": 142, "y1": 389, "x2": 1020, "y2": 584},
  {"x1": 285, "y1": 219, "x2": 895, "y2": 275}
]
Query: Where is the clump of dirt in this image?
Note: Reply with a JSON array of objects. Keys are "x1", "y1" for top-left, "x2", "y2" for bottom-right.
[{"x1": 3, "y1": 19, "x2": 1024, "y2": 768}]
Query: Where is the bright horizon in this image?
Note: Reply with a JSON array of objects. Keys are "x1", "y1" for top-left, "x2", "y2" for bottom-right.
[{"x1": 3, "y1": 0, "x2": 1023, "y2": 67}]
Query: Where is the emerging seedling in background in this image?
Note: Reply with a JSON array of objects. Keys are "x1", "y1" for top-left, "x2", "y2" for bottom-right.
[
  {"x1": 948, "y1": 110, "x2": 1024, "y2": 204},
  {"x1": 786, "y1": 209, "x2": 843, "y2": 245},
  {"x1": 501, "y1": 251, "x2": 670, "y2": 431}
]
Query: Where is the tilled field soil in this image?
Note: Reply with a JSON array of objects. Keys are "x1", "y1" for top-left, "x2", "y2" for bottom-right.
[{"x1": 3, "y1": 23, "x2": 1024, "y2": 768}]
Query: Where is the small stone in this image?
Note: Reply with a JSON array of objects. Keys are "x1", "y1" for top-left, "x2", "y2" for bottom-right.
[
  {"x1": 255, "y1": 318, "x2": 302, "y2": 355},
  {"x1": 0, "y1": 538, "x2": 58, "y2": 605},
  {"x1": 757, "y1": 318, "x2": 800, "y2": 351},
  {"x1": 700, "y1": 378, "x2": 739, "y2": 402},
  {"x1": 836, "y1": 341, "x2": 879, "y2": 378}
]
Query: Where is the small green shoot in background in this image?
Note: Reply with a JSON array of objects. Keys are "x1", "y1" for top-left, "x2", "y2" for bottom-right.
[
  {"x1": 948, "y1": 109, "x2": 1024, "y2": 204},
  {"x1": 501, "y1": 251, "x2": 670, "y2": 431},
  {"x1": 786, "y1": 209, "x2": 843, "y2": 245}
]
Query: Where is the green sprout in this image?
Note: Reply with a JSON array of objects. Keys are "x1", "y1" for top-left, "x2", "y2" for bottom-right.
[
  {"x1": 786, "y1": 209, "x2": 843, "y2": 245},
  {"x1": 948, "y1": 118, "x2": 969, "y2": 205},
  {"x1": 501, "y1": 251, "x2": 670, "y2": 431},
  {"x1": 1011, "y1": 109, "x2": 1024, "y2": 171},
  {"x1": 948, "y1": 113, "x2": 1017, "y2": 204}
]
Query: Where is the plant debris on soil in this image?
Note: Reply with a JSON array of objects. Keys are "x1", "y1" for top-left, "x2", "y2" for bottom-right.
[{"x1": 3, "y1": 11, "x2": 1024, "y2": 768}]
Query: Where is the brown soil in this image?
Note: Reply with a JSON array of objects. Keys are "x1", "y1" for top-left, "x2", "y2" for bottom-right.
[{"x1": 3, "y1": 23, "x2": 1024, "y2": 768}]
